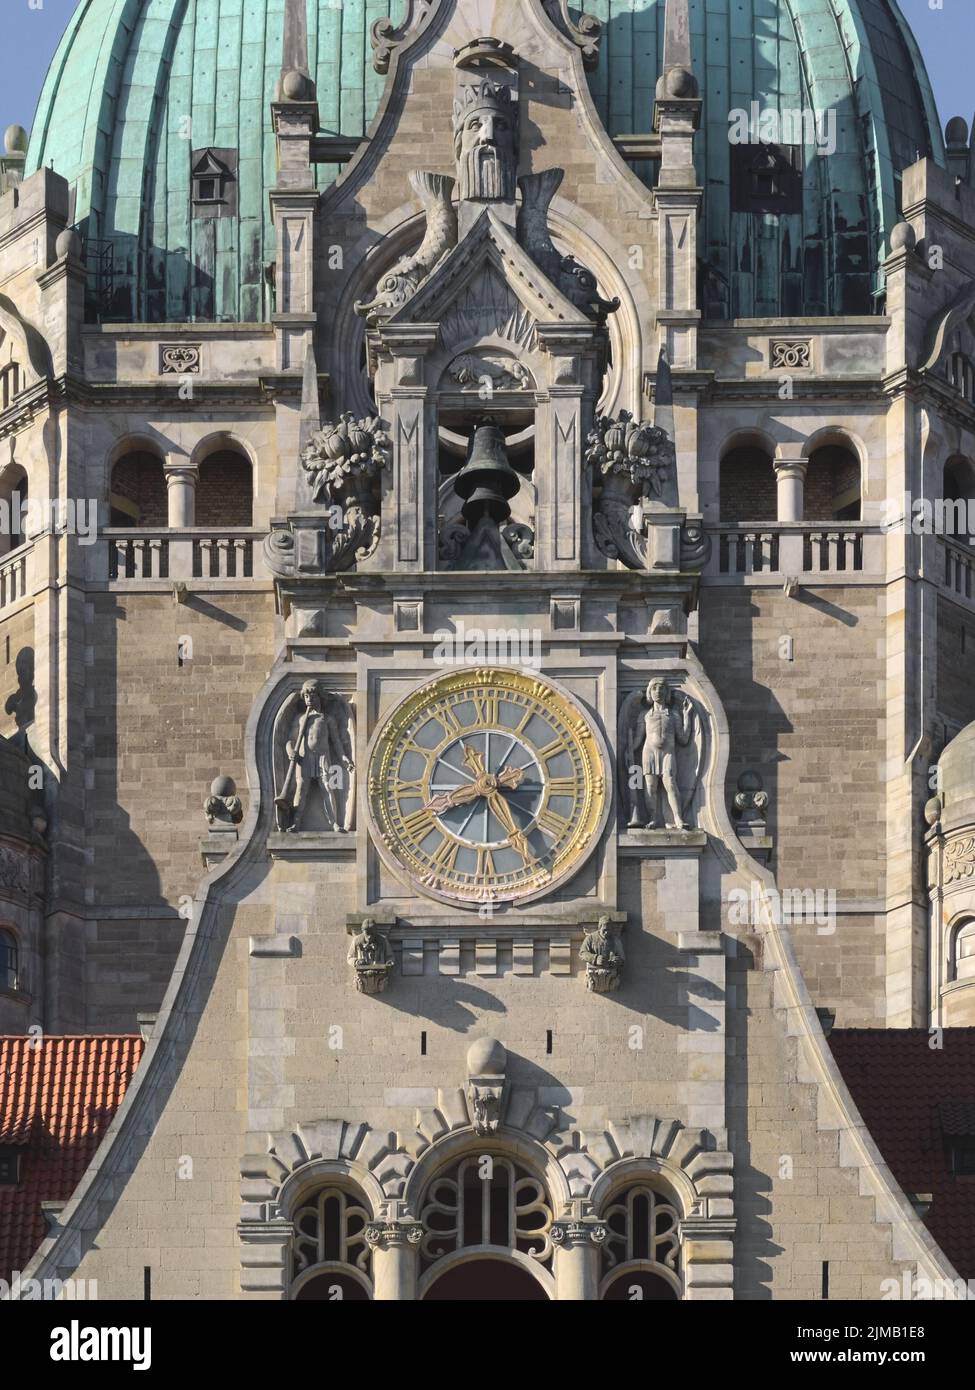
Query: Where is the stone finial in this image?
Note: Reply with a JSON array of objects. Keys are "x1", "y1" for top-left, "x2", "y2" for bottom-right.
[
  {"x1": 889, "y1": 221, "x2": 917, "y2": 254},
  {"x1": 204, "y1": 775, "x2": 243, "y2": 829},
  {"x1": 3, "y1": 125, "x2": 28, "y2": 156},
  {"x1": 55, "y1": 228, "x2": 83, "y2": 261}
]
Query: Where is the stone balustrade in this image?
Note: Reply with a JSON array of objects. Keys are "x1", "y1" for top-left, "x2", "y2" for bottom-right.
[
  {"x1": 703, "y1": 523, "x2": 883, "y2": 580},
  {"x1": 0, "y1": 542, "x2": 30, "y2": 611},
  {"x1": 941, "y1": 535, "x2": 974, "y2": 604},
  {"x1": 105, "y1": 528, "x2": 264, "y2": 582}
]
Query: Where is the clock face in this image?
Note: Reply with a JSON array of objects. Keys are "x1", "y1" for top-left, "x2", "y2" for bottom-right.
[{"x1": 367, "y1": 668, "x2": 608, "y2": 906}]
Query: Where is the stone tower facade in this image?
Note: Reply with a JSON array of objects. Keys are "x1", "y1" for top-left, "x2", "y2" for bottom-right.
[{"x1": 2, "y1": 0, "x2": 974, "y2": 1300}]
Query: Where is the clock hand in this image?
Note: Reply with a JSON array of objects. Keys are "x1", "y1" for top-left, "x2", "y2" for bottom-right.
[
  {"x1": 497, "y1": 766, "x2": 525, "y2": 792},
  {"x1": 462, "y1": 743, "x2": 486, "y2": 778},
  {"x1": 487, "y1": 790, "x2": 535, "y2": 863},
  {"x1": 424, "y1": 782, "x2": 482, "y2": 815}
]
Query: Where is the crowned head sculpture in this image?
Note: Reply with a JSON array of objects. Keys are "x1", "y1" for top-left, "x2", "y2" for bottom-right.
[{"x1": 452, "y1": 79, "x2": 518, "y2": 202}]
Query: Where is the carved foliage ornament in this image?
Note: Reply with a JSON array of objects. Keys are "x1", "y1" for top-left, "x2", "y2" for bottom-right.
[
  {"x1": 587, "y1": 412, "x2": 676, "y2": 569},
  {"x1": 300, "y1": 413, "x2": 391, "y2": 571},
  {"x1": 160, "y1": 344, "x2": 201, "y2": 375},
  {"x1": 945, "y1": 836, "x2": 975, "y2": 885}
]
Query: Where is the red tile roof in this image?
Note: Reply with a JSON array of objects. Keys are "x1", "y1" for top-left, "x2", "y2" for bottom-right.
[
  {"x1": 0, "y1": 1035, "x2": 143, "y2": 1281},
  {"x1": 829, "y1": 1028, "x2": 975, "y2": 1280}
]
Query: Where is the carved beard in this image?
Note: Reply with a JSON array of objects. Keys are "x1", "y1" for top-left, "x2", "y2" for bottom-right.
[{"x1": 459, "y1": 143, "x2": 514, "y2": 201}]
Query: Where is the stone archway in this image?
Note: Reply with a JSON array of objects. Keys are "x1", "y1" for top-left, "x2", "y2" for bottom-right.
[{"x1": 423, "y1": 1256, "x2": 551, "y2": 1301}]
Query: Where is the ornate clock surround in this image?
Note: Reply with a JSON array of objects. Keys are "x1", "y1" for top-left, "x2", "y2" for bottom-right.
[{"x1": 365, "y1": 665, "x2": 612, "y2": 909}]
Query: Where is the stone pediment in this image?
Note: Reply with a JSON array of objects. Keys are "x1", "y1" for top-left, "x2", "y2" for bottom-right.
[{"x1": 382, "y1": 208, "x2": 591, "y2": 347}]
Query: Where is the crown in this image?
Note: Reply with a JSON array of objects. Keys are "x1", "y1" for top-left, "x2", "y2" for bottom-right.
[{"x1": 452, "y1": 80, "x2": 515, "y2": 131}]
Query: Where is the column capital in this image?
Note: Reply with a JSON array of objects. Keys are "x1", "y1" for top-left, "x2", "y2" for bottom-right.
[
  {"x1": 163, "y1": 462, "x2": 199, "y2": 482},
  {"x1": 773, "y1": 457, "x2": 808, "y2": 481},
  {"x1": 365, "y1": 1218, "x2": 423, "y2": 1251},
  {"x1": 550, "y1": 1218, "x2": 608, "y2": 1248}
]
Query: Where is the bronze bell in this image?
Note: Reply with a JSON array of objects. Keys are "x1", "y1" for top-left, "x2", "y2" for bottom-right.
[{"x1": 453, "y1": 421, "x2": 520, "y2": 527}]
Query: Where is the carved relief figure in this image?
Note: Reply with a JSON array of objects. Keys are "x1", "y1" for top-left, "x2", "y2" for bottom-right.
[
  {"x1": 618, "y1": 679, "x2": 702, "y2": 830},
  {"x1": 354, "y1": 171, "x2": 457, "y2": 322},
  {"x1": 348, "y1": 919, "x2": 393, "y2": 994},
  {"x1": 580, "y1": 915, "x2": 625, "y2": 993},
  {"x1": 453, "y1": 79, "x2": 518, "y2": 202},
  {"x1": 273, "y1": 681, "x2": 355, "y2": 833}
]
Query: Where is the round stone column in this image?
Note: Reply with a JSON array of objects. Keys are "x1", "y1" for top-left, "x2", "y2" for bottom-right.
[
  {"x1": 365, "y1": 1217, "x2": 422, "y2": 1300},
  {"x1": 165, "y1": 465, "x2": 198, "y2": 528},
  {"x1": 773, "y1": 458, "x2": 808, "y2": 523},
  {"x1": 552, "y1": 1219, "x2": 607, "y2": 1300}
]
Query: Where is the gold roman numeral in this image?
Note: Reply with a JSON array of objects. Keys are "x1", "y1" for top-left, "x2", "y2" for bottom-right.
[{"x1": 536, "y1": 807, "x2": 571, "y2": 840}]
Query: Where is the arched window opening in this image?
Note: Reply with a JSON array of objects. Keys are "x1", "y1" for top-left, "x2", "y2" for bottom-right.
[
  {"x1": 949, "y1": 352, "x2": 975, "y2": 404},
  {"x1": 290, "y1": 1186, "x2": 372, "y2": 1300},
  {"x1": 424, "y1": 1258, "x2": 549, "y2": 1301},
  {"x1": 804, "y1": 444, "x2": 861, "y2": 521},
  {"x1": 599, "y1": 1182, "x2": 682, "y2": 1301},
  {"x1": 0, "y1": 466, "x2": 27, "y2": 558},
  {"x1": 195, "y1": 450, "x2": 253, "y2": 528},
  {"x1": 109, "y1": 452, "x2": 167, "y2": 528},
  {"x1": 0, "y1": 362, "x2": 20, "y2": 410},
  {"x1": 943, "y1": 458, "x2": 975, "y2": 549},
  {"x1": 0, "y1": 928, "x2": 20, "y2": 992},
  {"x1": 419, "y1": 1153, "x2": 554, "y2": 1273},
  {"x1": 952, "y1": 919, "x2": 975, "y2": 982},
  {"x1": 719, "y1": 445, "x2": 776, "y2": 523}
]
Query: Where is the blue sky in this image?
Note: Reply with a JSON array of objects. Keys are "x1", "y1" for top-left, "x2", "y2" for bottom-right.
[{"x1": 2, "y1": 0, "x2": 972, "y2": 147}]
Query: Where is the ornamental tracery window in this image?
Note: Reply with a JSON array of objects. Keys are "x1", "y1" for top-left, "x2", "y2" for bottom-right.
[
  {"x1": 419, "y1": 1152, "x2": 554, "y2": 1272},
  {"x1": 290, "y1": 1186, "x2": 372, "y2": 1301},
  {"x1": 600, "y1": 1182, "x2": 682, "y2": 1300}
]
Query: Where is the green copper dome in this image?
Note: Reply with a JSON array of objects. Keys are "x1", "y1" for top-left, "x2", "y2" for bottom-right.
[
  {"x1": 582, "y1": 0, "x2": 944, "y2": 316},
  {"x1": 27, "y1": 0, "x2": 404, "y2": 322},
  {"x1": 26, "y1": 1, "x2": 943, "y2": 323}
]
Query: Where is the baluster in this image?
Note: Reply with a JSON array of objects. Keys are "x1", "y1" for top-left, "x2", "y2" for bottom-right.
[
  {"x1": 744, "y1": 531, "x2": 757, "y2": 575},
  {"x1": 198, "y1": 538, "x2": 213, "y2": 579},
  {"x1": 844, "y1": 532, "x2": 861, "y2": 572},
  {"x1": 148, "y1": 539, "x2": 162, "y2": 579},
  {"x1": 217, "y1": 538, "x2": 231, "y2": 578},
  {"x1": 235, "y1": 538, "x2": 248, "y2": 578}
]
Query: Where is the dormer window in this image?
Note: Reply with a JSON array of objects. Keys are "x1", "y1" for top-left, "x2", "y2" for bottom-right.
[{"x1": 191, "y1": 148, "x2": 237, "y2": 219}]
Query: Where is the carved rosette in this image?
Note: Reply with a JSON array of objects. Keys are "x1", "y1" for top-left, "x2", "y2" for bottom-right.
[{"x1": 587, "y1": 412, "x2": 676, "y2": 569}]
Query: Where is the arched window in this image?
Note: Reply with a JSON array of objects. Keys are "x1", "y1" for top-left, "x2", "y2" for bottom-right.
[
  {"x1": 419, "y1": 1152, "x2": 554, "y2": 1273},
  {"x1": 110, "y1": 451, "x2": 167, "y2": 527},
  {"x1": 0, "y1": 928, "x2": 19, "y2": 992},
  {"x1": 0, "y1": 362, "x2": 20, "y2": 410},
  {"x1": 949, "y1": 352, "x2": 975, "y2": 404},
  {"x1": 952, "y1": 919, "x2": 975, "y2": 982},
  {"x1": 195, "y1": 449, "x2": 253, "y2": 527},
  {"x1": 0, "y1": 466, "x2": 27, "y2": 558},
  {"x1": 290, "y1": 1185, "x2": 372, "y2": 1301},
  {"x1": 804, "y1": 443, "x2": 861, "y2": 521},
  {"x1": 599, "y1": 1181, "x2": 682, "y2": 1300},
  {"x1": 719, "y1": 444, "x2": 776, "y2": 522},
  {"x1": 943, "y1": 458, "x2": 975, "y2": 548}
]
